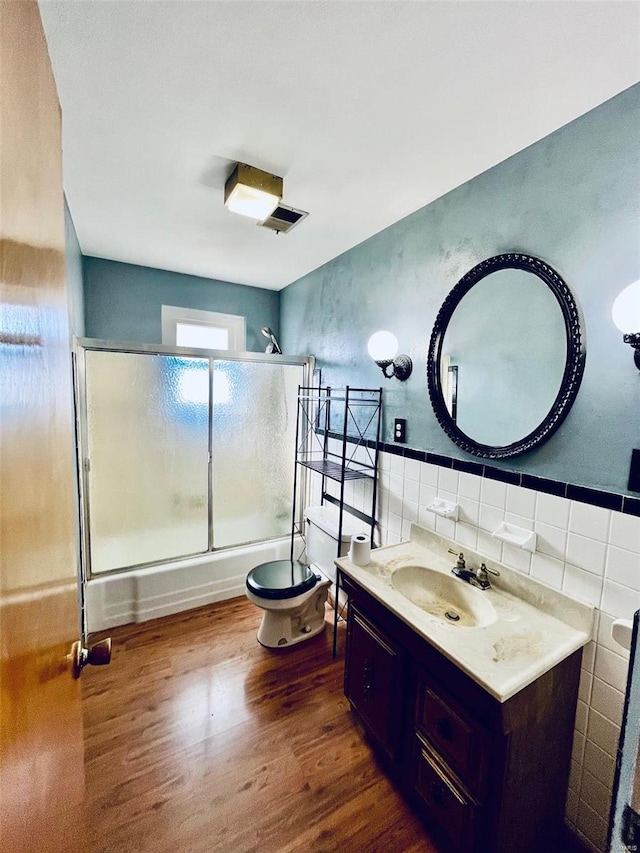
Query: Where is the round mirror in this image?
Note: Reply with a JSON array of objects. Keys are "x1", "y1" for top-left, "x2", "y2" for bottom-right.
[{"x1": 427, "y1": 254, "x2": 586, "y2": 459}]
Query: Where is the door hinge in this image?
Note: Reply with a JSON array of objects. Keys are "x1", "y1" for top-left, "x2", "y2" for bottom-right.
[{"x1": 622, "y1": 803, "x2": 640, "y2": 851}]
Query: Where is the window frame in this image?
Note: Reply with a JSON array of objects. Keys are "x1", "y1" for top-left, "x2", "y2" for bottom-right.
[{"x1": 161, "y1": 305, "x2": 246, "y2": 351}]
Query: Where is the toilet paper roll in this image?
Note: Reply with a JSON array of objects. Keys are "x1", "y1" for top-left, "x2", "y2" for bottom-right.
[{"x1": 349, "y1": 534, "x2": 371, "y2": 567}]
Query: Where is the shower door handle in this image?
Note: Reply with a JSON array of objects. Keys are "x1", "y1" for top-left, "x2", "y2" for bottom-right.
[{"x1": 70, "y1": 637, "x2": 112, "y2": 679}]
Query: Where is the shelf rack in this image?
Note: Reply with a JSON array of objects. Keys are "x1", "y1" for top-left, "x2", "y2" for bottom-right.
[{"x1": 290, "y1": 385, "x2": 382, "y2": 656}]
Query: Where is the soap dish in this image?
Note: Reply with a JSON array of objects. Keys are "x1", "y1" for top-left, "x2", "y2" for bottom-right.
[
  {"x1": 611, "y1": 618, "x2": 633, "y2": 652},
  {"x1": 492, "y1": 521, "x2": 537, "y2": 552},
  {"x1": 425, "y1": 498, "x2": 459, "y2": 521}
]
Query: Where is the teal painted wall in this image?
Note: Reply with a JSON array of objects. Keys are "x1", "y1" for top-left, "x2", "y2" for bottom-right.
[
  {"x1": 64, "y1": 198, "x2": 84, "y2": 338},
  {"x1": 83, "y1": 257, "x2": 280, "y2": 353},
  {"x1": 281, "y1": 84, "x2": 640, "y2": 496}
]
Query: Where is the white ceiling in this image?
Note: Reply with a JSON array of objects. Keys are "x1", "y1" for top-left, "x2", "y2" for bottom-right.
[{"x1": 40, "y1": 1, "x2": 639, "y2": 291}]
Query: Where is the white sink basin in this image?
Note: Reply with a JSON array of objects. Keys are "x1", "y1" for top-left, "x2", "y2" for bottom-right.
[
  {"x1": 337, "y1": 532, "x2": 594, "y2": 700},
  {"x1": 391, "y1": 565, "x2": 497, "y2": 628}
]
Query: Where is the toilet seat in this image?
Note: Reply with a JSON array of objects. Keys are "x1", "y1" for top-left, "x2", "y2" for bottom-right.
[{"x1": 246, "y1": 560, "x2": 318, "y2": 600}]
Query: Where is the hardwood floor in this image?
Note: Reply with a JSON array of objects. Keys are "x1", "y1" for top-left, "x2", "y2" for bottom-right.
[{"x1": 82, "y1": 598, "x2": 441, "y2": 853}]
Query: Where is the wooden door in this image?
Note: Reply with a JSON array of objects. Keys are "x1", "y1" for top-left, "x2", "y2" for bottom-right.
[{"x1": 0, "y1": 3, "x2": 85, "y2": 852}]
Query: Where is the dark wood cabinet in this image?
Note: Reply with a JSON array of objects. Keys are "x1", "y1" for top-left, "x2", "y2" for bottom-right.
[
  {"x1": 344, "y1": 605, "x2": 405, "y2": 761},
  {"x1": 342, "y1": 572, "x2": 582, "y2": 853}
]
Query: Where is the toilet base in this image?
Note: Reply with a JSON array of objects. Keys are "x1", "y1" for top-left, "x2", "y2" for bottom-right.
[{"x1": 254, "y1": 581, "x2": 330, "y2": 648}]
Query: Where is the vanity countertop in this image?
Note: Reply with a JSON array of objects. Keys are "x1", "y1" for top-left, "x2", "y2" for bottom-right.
[{"x1": 336, "y1": 525, "x2": 594, "y2": 703}]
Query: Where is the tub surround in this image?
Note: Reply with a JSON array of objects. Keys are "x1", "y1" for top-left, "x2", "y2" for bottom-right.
[
  {"x1": 85, "y1": 537, "x2": 293, "y2": 632},
  {"x1": 337, "y1": 525, "x2": 593, "y2": 703}
]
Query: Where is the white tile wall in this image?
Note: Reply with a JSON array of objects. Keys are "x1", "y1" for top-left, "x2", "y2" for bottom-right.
[
  {"x1": 507, "y1": 484, "x2": 537, "y2": 519},
  {"x1": 481, "y1": 477, "x2": 507, "y2": 509},
  {"x1": 369, "y1": 451, "x2": 640, "y2": 853}
]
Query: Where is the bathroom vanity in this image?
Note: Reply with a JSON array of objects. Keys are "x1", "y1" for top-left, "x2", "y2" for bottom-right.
[{"x1": 336, "y1": 528, "x2": 593, "y2": 853}]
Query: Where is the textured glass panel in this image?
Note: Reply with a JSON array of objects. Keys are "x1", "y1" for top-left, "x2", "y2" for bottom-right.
[
  {"x1": 212, "y1": 361, "x2": 303, "y2": 548},
  {"x1": 85, "y1": 351, "x2": 210, "y2": 573}
]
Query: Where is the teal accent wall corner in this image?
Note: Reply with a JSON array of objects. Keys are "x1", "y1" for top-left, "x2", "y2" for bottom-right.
[
  {"x1": 83, "y1": 257, "x2": 280, "y2": 353},
  {"x1": 64, "y1": 198, "x2": 84, "y2": 338},
  {"x1": 281, "y1": 84, "x2": 640, "y2": 496}
]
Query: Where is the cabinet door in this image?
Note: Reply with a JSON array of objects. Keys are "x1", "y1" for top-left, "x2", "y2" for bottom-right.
[{"x1": 345, "y1": 606, "x2": 404, "y2": 760}]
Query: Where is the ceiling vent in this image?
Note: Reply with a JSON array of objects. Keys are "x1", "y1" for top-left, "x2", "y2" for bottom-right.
[{"x1": 258, "y1": 203, "x2": 308, "y2": 234}]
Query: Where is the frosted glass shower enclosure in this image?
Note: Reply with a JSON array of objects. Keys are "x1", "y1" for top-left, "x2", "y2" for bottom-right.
[{"x1": 76, "y1": 341, "x2": 310, "y2": 577}]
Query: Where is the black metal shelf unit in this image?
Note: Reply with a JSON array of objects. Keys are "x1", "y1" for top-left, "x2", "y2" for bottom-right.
[{"x1": 290, "y1": 386, "x2": 382, "y2": 655}]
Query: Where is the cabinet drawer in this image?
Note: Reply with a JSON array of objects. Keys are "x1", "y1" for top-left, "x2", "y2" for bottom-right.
[
  {"x1": 414, "y1": 738, "x2": 479, "y2": 851},
  {"x1": 418, "y1": 682, "x2": 490, "y2": 797}
]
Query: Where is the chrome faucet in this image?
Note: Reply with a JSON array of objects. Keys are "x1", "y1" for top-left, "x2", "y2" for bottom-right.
[{"x1": 448, "y1": 549, "x2": 500, "y2": 590}]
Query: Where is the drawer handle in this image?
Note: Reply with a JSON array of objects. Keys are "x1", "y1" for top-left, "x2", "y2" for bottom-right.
[
  {"x1": 436, "y1": 717, "x2": 454, "y2": 741},
  {"x1": 430, "y1": 780, "x2": 447, "y2": 807}
]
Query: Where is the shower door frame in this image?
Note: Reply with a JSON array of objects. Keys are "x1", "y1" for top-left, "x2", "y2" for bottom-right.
[{"x1": 74, "y1": 338, "x2": 313, "y2": 580}]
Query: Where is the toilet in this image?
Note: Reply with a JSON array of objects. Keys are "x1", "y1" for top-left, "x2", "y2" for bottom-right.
[{"x1": 245, "y1": 505, "x2": 357, "y2": 648}]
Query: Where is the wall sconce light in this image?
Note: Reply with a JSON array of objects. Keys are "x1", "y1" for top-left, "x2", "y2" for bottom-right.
[
  {"x1": 224, "y1": 163, "x2": 283, "y2": 222},
  {"x1": 367, "y1": 330, "x2": 413, "y2": 381},
  {"x1": 612, "y1": 281, "x2": 640, "y2": 371}
]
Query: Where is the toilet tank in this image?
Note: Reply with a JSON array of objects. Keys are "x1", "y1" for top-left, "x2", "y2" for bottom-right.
[{"x1": 304, "y1": 505, "x2": 359, "y2": 583}]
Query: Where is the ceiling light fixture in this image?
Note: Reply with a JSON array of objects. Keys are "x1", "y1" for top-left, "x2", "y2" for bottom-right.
[{"x1": 224, "y1": 163, "x2": 283, "y2": 222}]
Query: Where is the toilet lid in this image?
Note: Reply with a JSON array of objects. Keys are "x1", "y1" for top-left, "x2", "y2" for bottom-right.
[{"x1": 246, "y1": 560, "x2": 317, "y2": 600}]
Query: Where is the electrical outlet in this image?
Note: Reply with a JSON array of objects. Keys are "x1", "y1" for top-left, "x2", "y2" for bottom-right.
[{"x1": 394, "y1": 418, "x2": 406, "y2": 443}]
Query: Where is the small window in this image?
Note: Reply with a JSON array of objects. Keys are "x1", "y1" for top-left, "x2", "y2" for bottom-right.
[
  {"x1": 162, "y1": 306, "x2": 245, "y2": 351},
  {"x1": 175, "y1": 322, "x2": 229, "y2": 350}
]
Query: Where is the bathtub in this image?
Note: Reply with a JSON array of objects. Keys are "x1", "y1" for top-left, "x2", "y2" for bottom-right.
[{"x1": 86, "y1": 536, "x2": 296, "y2": 632}]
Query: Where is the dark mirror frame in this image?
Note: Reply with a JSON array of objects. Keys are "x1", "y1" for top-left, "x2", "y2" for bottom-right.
[{"x1": 426, "y1": 253, "x2": 586, "y2": 459}]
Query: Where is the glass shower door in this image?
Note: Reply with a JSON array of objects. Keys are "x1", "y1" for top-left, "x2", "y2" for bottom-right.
[
  {"x1": 84, "y1": 351, "x2": 210, "y2": 573},
  {"x1": 211, "y1": 360, "x2": 303, "y2": 549}
]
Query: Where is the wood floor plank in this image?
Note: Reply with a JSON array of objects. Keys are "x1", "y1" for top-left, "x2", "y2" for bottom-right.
[{"x1": 83, "y1": 597, "x2": 442, "y2": 853}]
